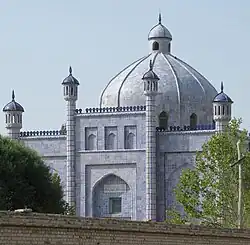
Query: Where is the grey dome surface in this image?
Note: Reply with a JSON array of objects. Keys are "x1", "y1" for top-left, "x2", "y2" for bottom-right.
[
  {"x1": 148, "y1": 23, "x2": 172, "y2": 40},
  {"x1": 99, "y1": 52, "x2": 218, "y2": 126},
  {"x1": 148, "y1": 14, "x2": 172, "y2": 40},
  {"x1": 62, "y1": 66, "x2": 79, "y2": 85},
  {"x1": 3, "y1": 91, "x2": 24, "y2": 112}
]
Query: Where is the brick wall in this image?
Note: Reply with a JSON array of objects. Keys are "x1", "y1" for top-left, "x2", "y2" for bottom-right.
[{"x1": 0, "y1": 211, "x2": 250, "y2": 244}]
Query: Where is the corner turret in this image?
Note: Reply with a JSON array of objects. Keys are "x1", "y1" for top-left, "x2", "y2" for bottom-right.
[
  {"x1": 62, "y1": 66, "x2": 79, "y2": 102},
  {"x1": 213, "y1": 82, "x2": 233, "y2": 131},
  {"x1": 3, "y1": 90, "x2": 24, "y2": 139}
]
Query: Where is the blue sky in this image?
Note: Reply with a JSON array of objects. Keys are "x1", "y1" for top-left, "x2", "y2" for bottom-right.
[{"x1": 0, "y1": 0, "x2": 249, "y2": 133}]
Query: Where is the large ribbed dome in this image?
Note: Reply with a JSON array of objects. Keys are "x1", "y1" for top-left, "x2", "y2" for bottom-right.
[{"x1": 99, "y1": 15, "x2": 218, "y2": 126}]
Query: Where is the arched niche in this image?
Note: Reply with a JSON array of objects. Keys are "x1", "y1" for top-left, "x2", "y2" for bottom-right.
[
  {"x1": 87, "y1": 134, "x2": 96, "y2": 150},
  {"x1": 92, "y1": 174, "x2": 132, "y2": 219},
  {"x1": 125, "y1": 132, "x2": 135, "y2": 149},
  {"x1": 106, "y1": 133, "x2": 116, "y2": 150},
  {"x1": 190, "y1": 113, "x2": 197, "y2": 130},
  {"x1": 159, "y1": 111, "x2": 168, "y2": 129}
]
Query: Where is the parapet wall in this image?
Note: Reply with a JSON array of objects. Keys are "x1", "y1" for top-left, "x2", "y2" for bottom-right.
[{"x1": 0, "y1": 211, "x2": 249, "y2": 245}]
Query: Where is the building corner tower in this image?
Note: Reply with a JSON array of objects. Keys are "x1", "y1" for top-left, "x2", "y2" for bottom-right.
[
  {"x1": 213, "y1": 82, "x2": 233, "y2": 131},
  {"x1": 62, "y1": 66, "x2": 79, "y2": 209},
  {"x1": 3, "y1": 90, "x2": 24, "y2": 140},
  {"x1": 142, "y1": 60, "x2": 159, "y2": 221}
]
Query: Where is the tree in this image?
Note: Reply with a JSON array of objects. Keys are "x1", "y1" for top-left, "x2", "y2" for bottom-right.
[
  {"x1": 168, "y1": 118, "x2": 250, "y2": 228},
  {"x1": 0, "y1": 135, "x2": 68, "y2": 214}
]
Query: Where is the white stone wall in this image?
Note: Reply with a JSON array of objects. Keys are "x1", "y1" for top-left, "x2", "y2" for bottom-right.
[
  {"x1": 75, "y1": 111, "x2": 146, "y2": 151},
  {"x1": 22, "y1": 136, "x2": 66, "y2": 156},
  {"x1": 156, "y1": 130, "x2": 216, "y2": 221},
  {"x1": 21, "y1": 136, "x2": 67, "y2": 197},
  {"x1": 20, "y1": 111, "x2": 218, "y2": 221},
  {"x1": 75, "y1": 111, "x2": 146, "y2": 220}
]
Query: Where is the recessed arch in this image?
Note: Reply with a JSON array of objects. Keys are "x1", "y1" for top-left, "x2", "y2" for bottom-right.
[
  {"x1": 92, "y1": 174, "x2": 132, "y2": 219},
  {"x1": 159, "y1": 111, "x2": 168, "y2": 129},
  {"x1": 190, "y1": 113, "x2": 197, "y2": 130},
  {"x1": 152, "y1": 41, "x2": 159, "y2": 51}
]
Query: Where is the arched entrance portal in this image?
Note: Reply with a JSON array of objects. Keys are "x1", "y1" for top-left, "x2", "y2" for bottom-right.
[{"x1": 92, "y1": 174, "x2": 132, "y2": 219}]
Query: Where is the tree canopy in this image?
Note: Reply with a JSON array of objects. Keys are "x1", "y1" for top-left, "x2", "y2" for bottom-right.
[
  {"x1": 0, "y1": 135, "x2": 68, "y2": 214},
  {"x1": 168, "y1": 118, "x2": 250, "y2": 228}
]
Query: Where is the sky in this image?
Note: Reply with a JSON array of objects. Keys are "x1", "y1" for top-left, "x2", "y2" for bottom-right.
[{"x1": 0, "y1": 0, "x2": 249, "y2": 134}]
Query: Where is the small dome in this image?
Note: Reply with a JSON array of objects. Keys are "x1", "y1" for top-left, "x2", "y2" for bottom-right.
[
  {"x1": 142, "y1": 61, "x2": 159, "y2": 80},
  {"x1": 3, "y1": 90, "x2": 24, "y2": 112},
  {"x1": 62, "y1": 66, "x2": 80, "y2": 85},
  {"x1": 213, "y1": 82, "x2": 233, "y2": 103},
  {"x1": 148, "y1": 14, "x2": 172, "y2": 40}
]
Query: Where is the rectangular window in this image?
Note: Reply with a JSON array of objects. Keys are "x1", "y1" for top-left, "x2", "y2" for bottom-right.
[{"x1": 109, "y1": 197, "x2": 122, "y2": 214}]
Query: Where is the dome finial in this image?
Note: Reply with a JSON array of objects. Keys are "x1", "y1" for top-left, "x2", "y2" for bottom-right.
[
  {"x1": 12, "y1": 90, "x2": 15, "y2": 101},
  {"x1": 69, "y1": 66, "x2": 72, "y2": 75},
  {"x1": 158, "y1": 12, "x2": 162, "y2": 24},
  {"x1": 149, "y1": 60, "x2": 153, "y2": 70},
  {"x1": 221, "y1": 81, "x2": 224, "y2": 92}
]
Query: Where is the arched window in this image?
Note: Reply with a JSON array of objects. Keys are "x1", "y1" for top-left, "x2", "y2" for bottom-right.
[
  {"x1": 152, "y1": 41, "x2": 159, "y2": 51},
  {"x1": 190, "y1": 113, "x2": 197, "y2": 130},
  {"x1": 87, "y1": 134, "x2": 96, "y2": 150},
  {"x1": 106, "y1": 133, "x2": 116, "y2": 150},
  {"x1": 159, "y1": 111, "x2": 168, "y2": 129},
  {"x1": 126, "y1": 132, "x2": 135, "y2": 149},
  {"x1": 168, "y1": 43, "x2": 171, "y2": 52}
]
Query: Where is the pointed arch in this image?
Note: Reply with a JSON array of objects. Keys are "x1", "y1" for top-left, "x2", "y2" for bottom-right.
[
  {"x1": 159, "y1": 111, "x2": 168, "y2": 129},
  {"x1": 92, "y1": 174, "x2": 131, "y2": 219},
  {"x1": 87, "y1": 134, "x2": 96, "y2": 150},
  {"x1": 152, "y1": 41, "x2": 159, "y2": 51},
  {"x1": 190, "y1": 113, "x2": 197, "y2": 130},
  {"x1": 125, "y1": 132, "x2": 135, "y2": 149},
  {"x1": 106, "y1": 133, "x2": 116, "y2": 150}
]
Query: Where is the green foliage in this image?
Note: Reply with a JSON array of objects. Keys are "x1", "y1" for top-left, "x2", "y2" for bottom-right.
[
  {"x1": 169, "y1": 118, "x2": 250, "y2": 228},
  {"x1": 0, "y1": 135, "x2": 68, "y2": 214}
]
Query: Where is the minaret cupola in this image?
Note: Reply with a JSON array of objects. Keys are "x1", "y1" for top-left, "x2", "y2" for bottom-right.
[
  {"x1": 62, "y1": 66, "x2": 80, "y2": 101},
  {"x1": 3, "y1": 90, "x2": 24, "y2": 139},
  {"x1": 148, "y1": 13, "x2": 172, "y2": 53},
  {"x1": 213, "y1": 82, "x2": 233, "y2": 131}
]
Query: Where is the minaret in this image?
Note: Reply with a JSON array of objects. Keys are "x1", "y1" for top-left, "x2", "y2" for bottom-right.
[
  {"x1": 3, "y1": 90, "x2": 24, "y2": 140},
  {"x1": 62, "y1": 66, "x2": 79, "y2": 209},
  {"x1": 142, "y1": 60, "x2": 159, "y2": 221},
  {"x1": 213, "y1": 82, "x2": 233, "y2": 131}
]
